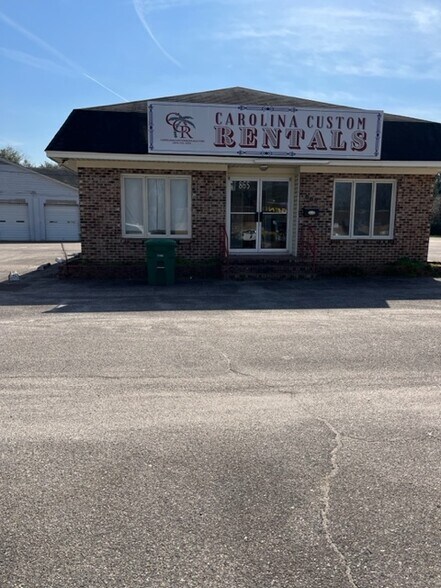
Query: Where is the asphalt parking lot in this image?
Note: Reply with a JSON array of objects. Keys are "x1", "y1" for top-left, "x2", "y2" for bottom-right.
[
  {"x1": 0, "y1": 244, "x2": 440, "y2": 588},
  {"x1": 0, "y1": 242, "x2": 81, "y2": 282}
]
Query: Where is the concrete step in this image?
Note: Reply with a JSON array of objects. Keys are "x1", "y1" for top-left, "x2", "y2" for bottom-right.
[{"x1": 221, "y1": 256, "x2": 315, "y2": 280}]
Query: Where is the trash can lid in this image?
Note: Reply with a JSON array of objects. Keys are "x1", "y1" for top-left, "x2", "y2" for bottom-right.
[{"x1": 145, "y1": 238, "x2": 177, "y2": 251}]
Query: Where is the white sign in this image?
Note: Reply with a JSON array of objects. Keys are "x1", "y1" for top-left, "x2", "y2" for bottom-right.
[{"x1": 147, "y1": 102, "x2": 383, "y2": 159}]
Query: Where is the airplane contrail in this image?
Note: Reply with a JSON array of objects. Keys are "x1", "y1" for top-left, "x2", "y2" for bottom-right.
[
  {"x1": 82, "y1": 74, "x2": 129, "y2": 102},
  {"x1": 133, "y1": 0, "x2": 182, "y2": 68},
  {"x1": 0, "y1": 10, "x2": 128, "y2": 102}
]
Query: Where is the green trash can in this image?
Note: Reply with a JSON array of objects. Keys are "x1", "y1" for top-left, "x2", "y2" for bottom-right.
[{"x1": 145, "y1": 239, "x2": 177, "y2": 286}]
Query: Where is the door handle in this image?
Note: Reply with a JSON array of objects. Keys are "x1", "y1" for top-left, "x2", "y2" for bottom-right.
[{"x1": 255, "y1": 212, "x2": 262, "y2": 222}]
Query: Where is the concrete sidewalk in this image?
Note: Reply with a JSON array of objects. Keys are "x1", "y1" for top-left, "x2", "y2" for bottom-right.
[
  {"x1": 428, "y1": 235, "x2": 441, "y2": 261},
  {"x1": 0, "y1": 242, "x2": 80, "y2": 281}
]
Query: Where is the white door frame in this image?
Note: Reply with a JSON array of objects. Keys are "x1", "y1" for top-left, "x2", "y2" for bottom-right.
[{"x1": 227, "y1": 176, "x2": 292, "y2": 254}]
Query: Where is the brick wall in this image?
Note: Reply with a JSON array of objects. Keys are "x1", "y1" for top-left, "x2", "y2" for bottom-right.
[
  {"x1": 78, "y1": 167, "x2": 434, "y2": 273},
  {"x1": 78, "y1": 167, "x2": 227, "y2": 263},
  {"x1": 299, "y1": 173, "x2": 435, "y2": 270}
]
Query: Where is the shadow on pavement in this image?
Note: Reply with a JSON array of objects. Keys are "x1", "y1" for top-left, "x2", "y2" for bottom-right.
[{"x1": 0, "y1": 265, "x2": 441, "y2": 312}]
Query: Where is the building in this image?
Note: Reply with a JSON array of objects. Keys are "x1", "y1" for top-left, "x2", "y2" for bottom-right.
[
  {"x1": 0, "y1": 158, "x2": 79, "y2": 242},
  {"x1": 45, "y1": 87, "x2": 441, "y2": 278},
  {"x1": 32, "y1": 166, "x2": 78, "y2": 189}
]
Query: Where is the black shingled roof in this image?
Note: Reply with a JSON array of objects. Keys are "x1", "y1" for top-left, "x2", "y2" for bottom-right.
[
  {"x1": 32, "y1": 167, "x2": 78, "y2": 188},
  {"x1": 46, "y1": 86, "x2": 441, "y2": 161}
]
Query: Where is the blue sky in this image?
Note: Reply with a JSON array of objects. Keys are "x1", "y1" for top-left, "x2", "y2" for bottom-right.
[{"x1": 1, "y1": 0, "x2": 441, "y2": 164}]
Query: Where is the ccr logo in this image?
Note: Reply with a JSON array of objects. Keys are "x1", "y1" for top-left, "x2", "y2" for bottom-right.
[{"x1": 166, "y1": 112, "x2": 195, "y2": 139}]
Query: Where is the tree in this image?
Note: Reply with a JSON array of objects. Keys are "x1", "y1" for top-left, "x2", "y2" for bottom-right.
[
  {"x1": 37, "y1": 160, "x2": 59, "y2": 169},
  {"x1": 0, "y1": 146, "x2": 59, "y2": 169},
  {"x1": 0, "y1": 145, "x2": 32, "y2": 167}
]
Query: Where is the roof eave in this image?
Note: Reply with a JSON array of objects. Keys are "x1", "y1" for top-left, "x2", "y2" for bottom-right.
[{"x1": 46, "y1": 150, "x2": 441, "y2": 171}]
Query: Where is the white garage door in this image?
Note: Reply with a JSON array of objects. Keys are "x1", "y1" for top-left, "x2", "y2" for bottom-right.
[
  {"x1": 45, "y1": 204, "x2": 80, "y2": 241},
  {"x1": 0, "y1": 203, "x2": 30, "y2": 241}
]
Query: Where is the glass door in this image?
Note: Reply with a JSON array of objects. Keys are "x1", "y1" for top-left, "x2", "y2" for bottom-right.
[
  {"x1": 229, "y1": 180, "x2": 258, "y2": 250},
  {"x1": 260, "y1": 181, "x2": 288, "y2": 250},
  {"x1": 229, "y1": 179, "x2": 289, "y2": 253}
]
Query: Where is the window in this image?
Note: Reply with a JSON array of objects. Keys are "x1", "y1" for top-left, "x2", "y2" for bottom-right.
[
  {"x1": 332, "y1": 180, "x2": 395, "y2": 239},
  {"x1": 122, "y1": 175, "x2": 191, "y2": 238}
]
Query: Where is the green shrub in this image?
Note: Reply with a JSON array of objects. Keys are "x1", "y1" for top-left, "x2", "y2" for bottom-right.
[{"x1": 384, "y1": 257, "x2": 435, "y2": 277}]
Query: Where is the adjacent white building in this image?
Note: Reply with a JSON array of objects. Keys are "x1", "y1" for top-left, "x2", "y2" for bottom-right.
[{"x1": 0, "y1": 158, "x2": 79, "y2": 242}]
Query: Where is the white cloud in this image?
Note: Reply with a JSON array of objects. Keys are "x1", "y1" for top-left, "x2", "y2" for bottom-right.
[
  {"x1": 0, "y1": 10, "x2": 80, "y2": 72},
  {"x1": 208, "y1": 0, "x2": 441, "y2": 81},
  {"x1": 410, "y1": 5, "x2": 441, "y2": 33},
  {"x1": 135, "y1": 0, "x2": 257, "y2": 12},
  {"x1": 322, "y1": 58, "x2": 440, "y2": 81},
  {"x1": 125, "y1": 0, "x2": 441, "y2": 82},
  {"x1": 133, "y1": 0, "x2": 182, "y2": 67},
  {"x1": 0, "y1": 10, "x2": 128, "y2": 101},
  {"x1": 0, "y1": 47, "x2": 72, "y2": 75},
  {"x1": 133, "y1": 0, "x2": 204, "y2": 12},
  {"x1": 131, "y1": 0, "x2": 261, "y2": 67},
  {"x1": 216, "y1": 4, "x2": 405, "y2": 42},
  {"x1": 0, "y1": 138, "x2": 24, "y2": 147}
]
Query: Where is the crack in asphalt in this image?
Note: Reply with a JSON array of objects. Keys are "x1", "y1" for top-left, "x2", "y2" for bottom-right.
[
  {"x1": 318, "y1": 418, "x2": 360, "y2": 588},
  {"x1": 213, "y1": 348, "x2": 283, "y2": 390},
  {"x1": 175, "y1": 349, "x2": 366, "y2": 586},
  {"x1": 343, "y1": 433, "x2": 440, "y2": 443},
  {"x1": 219, "y1": 351, "x2": 258, "y2": 380},
  {"x1": 293, "y1": 398, "x2": 360, "y2": 587}
]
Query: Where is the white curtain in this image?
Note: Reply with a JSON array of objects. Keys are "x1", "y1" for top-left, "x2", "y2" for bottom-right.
[
  {"x1": 170, "y1": 179, "x2": 188, "y2": 234},
  {"x1": 124, "y1": 178, "x2": 143, "y2": 234},
  {"x1": 147, "y1": 179, "x2": 166, "y2": 234}
]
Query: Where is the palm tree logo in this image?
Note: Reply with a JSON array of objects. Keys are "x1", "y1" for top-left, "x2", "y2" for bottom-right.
[{"x1": 166, "y1": 112, "x2": 196, "y2": 139}]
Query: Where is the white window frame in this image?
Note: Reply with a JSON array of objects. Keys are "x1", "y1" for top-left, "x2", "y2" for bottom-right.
[
  {"x1": 331, "y1": 179, "x2": 396, "y2": 240},
  {"x1": 121, "y1": 174, "x2": 192, "y2": 239}
]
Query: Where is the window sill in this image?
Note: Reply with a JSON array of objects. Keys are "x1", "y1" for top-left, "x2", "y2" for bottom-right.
[
  {"x1": 331, "y1": 236, "x2": 394, "y2": 241},
  {"x1": 123, "y1": 233, "x2": 191, "y2": 239}
]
